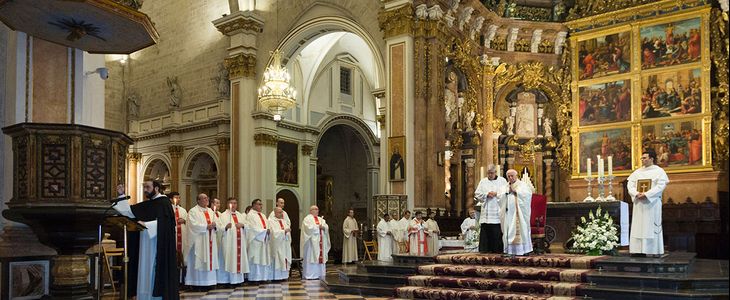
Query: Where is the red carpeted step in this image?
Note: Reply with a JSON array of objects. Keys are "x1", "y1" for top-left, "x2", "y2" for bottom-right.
[
  {"x1": 407, "y1": 275, "x2": 585, "y2": 296},
  {"x1": 434, "y1": 253, "x2": 605, "y2": 269},
  {"x1": 417, "y1": 264, "x2": 591, "y2": 282},
  {"x1": 395, "y1": 286, "x2": 583, "y2": 300}
]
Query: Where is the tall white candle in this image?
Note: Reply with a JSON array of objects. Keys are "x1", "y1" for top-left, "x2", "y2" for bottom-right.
[
  {"x1": 496, "y1": 165, "x2": 501, "y2": 178},
  {"x1": 480, "y1": 166, "x2": 485, "y2": 179},
  {"x1": 607, "y1": 156, "x2": 613, "y2": 176},
  {"x1": 598, "y1": 158, "x2": 604, "y2": 179},
  {"x1": 586, "y1": 158, "x2": 592, "y2": 177}
]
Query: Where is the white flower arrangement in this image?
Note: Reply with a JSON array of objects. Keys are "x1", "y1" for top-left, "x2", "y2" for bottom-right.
[{"x1": 570, "y1": 206, "x2": 619, "y2": 255}]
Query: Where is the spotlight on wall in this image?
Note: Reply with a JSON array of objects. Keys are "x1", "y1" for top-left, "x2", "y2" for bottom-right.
[{"x1": 85, "y1": 67, "x2": 109, "y2": 80}]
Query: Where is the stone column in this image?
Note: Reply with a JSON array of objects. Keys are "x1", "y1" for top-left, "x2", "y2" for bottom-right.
[
  {"x1": 217, "y1": 137, "x2": 230, "y2": 200},
  {"x1": 544, "y1": 159, "x2": 554, "y2": 202},
  {"x1": 464, "y1": 158, "x2": 476, "y2": 212},
  {"x1": 168, "y1": 145, "x2": 184, "y2": 192},
  {"x1": 127, "y1": 152, "x2": 142, "y2": 204}
]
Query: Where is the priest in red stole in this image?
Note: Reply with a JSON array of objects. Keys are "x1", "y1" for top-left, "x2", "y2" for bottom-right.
[
  {"x1": 219, "y1": 197, "x2": 249, "y2": 284},
  {"x1": 301, "y1": 205, "x2": 331, "y2": 279},
  {"x1": 245, "y1": 199, "x2": 272, "y2": 281}
]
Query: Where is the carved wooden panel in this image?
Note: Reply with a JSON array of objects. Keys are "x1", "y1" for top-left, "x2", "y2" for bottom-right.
[
  {"x1": 84, "y1": 145, "x2": 107, "y2": 200},
  {"x1": 15, "y1": 136, "x2": 28, "y2": 198},
  {"x1": 41, "y1": 142, "x2": 69, "y2": 198}
]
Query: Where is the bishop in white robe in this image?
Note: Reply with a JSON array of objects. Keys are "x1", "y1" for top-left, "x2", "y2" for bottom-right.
[
  {"x1": 185, "y1": 193, "x2": 219, "y2": 287},
  {"x1": 342, "y1": 209, "x2": 359, "y2": 264},
  {"x1": 627, "y1": 151, "x2": 669, "y2": 256},
  {"x1": 376, "y1": 214, "x2": 394, "y2": 262},
  {"x1": 219, "y1": 198, "x2": 249, "y2": 284},
  {"x1": 269, "y1": 207, "x2": 292, "y2": 280},
  {"x1": 474, "y1": 165, "x2": 508, "y2": 253},
  {"x1": 268, "y1": 197, "x2": 291, "y2": 226},
  {"x1": 425, "y1": 211, "x2": 441, "y2": 256},
  {"x1": 460, "y1": 210, "x2": 478, "y2": 252},
  {"x1": 500, "y1": 169, "x2": 533, "y2": 256},
  {"x1": 301, "y1": 205, "x2": 331, "y2": 280},
  {"x1": 408, "y1": 212, "x2": 429, "y2": 256},
  {"x1": 246, "y1": 199, "x2": 272, "y2": 282}
]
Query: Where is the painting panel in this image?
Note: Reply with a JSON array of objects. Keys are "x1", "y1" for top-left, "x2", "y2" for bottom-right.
[
  {"x1": 640, "y1": 17, "x2": 701, "y2": 70},
  {"x1": 577, "y1": 31, "x2": 631, "y2": 80},
  {"x1": 579, "y1": 128, "x2": 633, "y2": 174},
  {"x1": 641, "y1": 68, "x2": 702, "y2": 119},
  {"x1": 515, "y1": 92, "x2": 537, "y2": 138},
  {"x1": 578, "y1": 79, "x2": 632, "y2": 126},
  {"x1": 276, "y1": 141, "x2": 298, "y2": 186},
  {"x1": 9, "y1": 260, "x2": 49, "y2": 300},
  {"x1": 388, "y1": 136, "x2": 406, "y2": 182},
  {"x1": 641, "y1": 118, "x2": 703, "y2": 168}
]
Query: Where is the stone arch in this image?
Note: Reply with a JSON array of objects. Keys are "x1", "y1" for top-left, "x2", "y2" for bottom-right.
[
  {"x1": 182, "y1": 148, "x2": 219, "y2": 204},
  {"x1": 313, "y1": 114, "x2": 379, "y2": 167},
  {"x1": 275, "y1": 188, "x2": 302, "y2": 256},
  {"x1": 141, "y1": 155, "x2": 172, "y2": 192}
]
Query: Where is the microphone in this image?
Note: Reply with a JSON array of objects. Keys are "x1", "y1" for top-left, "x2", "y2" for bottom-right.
[{"x1": 110, "y1": 195, "x2": 131, "y2": 205}]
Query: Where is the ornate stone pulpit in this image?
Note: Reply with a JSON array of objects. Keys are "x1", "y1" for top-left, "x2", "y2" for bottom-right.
[{"x1": 2, "y1": 123, "x2": 132, "y2": 299}]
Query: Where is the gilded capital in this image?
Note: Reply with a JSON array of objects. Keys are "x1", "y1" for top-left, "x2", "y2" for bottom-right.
[
  {"x1": 301, "y1": 144, "x2": 314, "y2": 156},
  {"x1": 168, "y1": 145, "x2": 185, "y2": 158},
  {"x1": 216, "y1": 137, "x2": 231, "y2": 150},
  {"x1": 253, "y1": 133, "x2": 278, "y2": 147},
  {"x1": 224, "y1": 53, "x2": 256, "y2": 79},
  {"x1": 214, "y1": 16, "x2": 263, "y2": 36},
  {"x1": 127, "y1": 152, "x2": 142, "y2": 162},
  {"x1": 378, "y1": 4, "x2": 414, "y2": 39}
]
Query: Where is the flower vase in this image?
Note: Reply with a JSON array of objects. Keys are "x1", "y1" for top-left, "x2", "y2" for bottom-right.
[{"x1": 587, "y1": 249, "x2": 602, "y2": 256}]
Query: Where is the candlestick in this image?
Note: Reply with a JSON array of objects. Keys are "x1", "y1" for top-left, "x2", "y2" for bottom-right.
[
  {"x1": 607, "y1": 156, "x2": 613, "y2": 177},
  {"x1": 605, "y1": 175, "x2": 616, "y2": 201},
  {"x1": 586, "y1": 158, "x2": 592, "y2": 177},
  {"x1": 496, "y1": 164, "x2": 501, "y2": 177},
  {"x1": 480, "y1": 166, "x2": 485, "y2": 179},
  {"x1": 584, "y1": 175, "x2": 595, "y2": 202},
  {"x1": 597, "y1": 157, "x2": 604, "y2": 179}
]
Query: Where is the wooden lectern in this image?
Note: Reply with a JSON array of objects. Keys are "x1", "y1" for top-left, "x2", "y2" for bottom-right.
[{"x1": 101, "y1": 215, "x2": 145, "y2": 300}]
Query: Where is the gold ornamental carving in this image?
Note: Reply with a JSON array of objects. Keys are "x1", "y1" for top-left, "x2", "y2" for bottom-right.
[
  {"x1": 215, "y1": 17, "x2": 263, "y2": 35},
  {"x1": 711, "y1": 8, "x2": 729, "y2": 169},
  {"x1": 378, "y1": 4, "x2": 414, "y2": 39},
  {"x1": 127, "y1": 152, "x2": 142, "y2": 162},
  {"x1": 566, "y1": 0, "x2": 710, "y2": 30},
  {"x1": 168, "y1": 145, "x2": 185, "y2": 158},
  {"x1": 253, "y1": 133, "x2": 278, "y2": 147},
  {"x1": 224, "y1": 53, "x2": 256, "y2": 79},
  {"x1": 51, "y1": 255, "x2": 89, "y2": 286}
]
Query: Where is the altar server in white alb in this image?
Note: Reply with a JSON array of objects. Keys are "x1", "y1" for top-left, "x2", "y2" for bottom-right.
[
  {"x1": 460, "y1": 209, "x2": 478, "y2": 252},
  {"x1": 169, "y1": 192, "x2": 189, "y2": 283},
  {"x1": 501, "y1": 169, "x2": 533, "y2": 256},
  {"x1": 246, "y1": 199, "x2": 272, "y2": 281},
  {"x1": 269, "y1": 207, "x2": 292, "y2": 280},
  {"x1": 301, "y1": 205, "x2": 331, "y2": 280},
  {"x1": 394, "y1": 210, "x2": 411, "y2": 254},
  {"x1": 376, "y1": 214, "x2": 395, "y2": 262},
  {"x1": 342, "y1": 208, "x2": 359, "y2": 264},
  {"x1": 219, "y1": 197, "x2": 249, "y2": 284},
  {"x1": 185, "y1": 193, "x2": 219, "y2": 287},
  {"x1": 425, "y1": 211, "x2": 441, "y2": 256},
  {"x1": 408, "y1": 211, "x2": 429, "y2": 256},
  {"x1": 474, "y1": 164, "x2": 508, "y2": 253},
  {"x1": 627, "y1": 150, "x2": 669, "y2": 257}
]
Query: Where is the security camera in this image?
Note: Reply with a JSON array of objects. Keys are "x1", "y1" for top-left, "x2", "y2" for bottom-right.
[{"x1": 85, "y1": 67, "x2": 109, "y2": 80}]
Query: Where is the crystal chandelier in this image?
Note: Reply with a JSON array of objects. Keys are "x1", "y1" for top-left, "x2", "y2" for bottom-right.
[{"x1": 258, "y1": 49, "x2": 296, "y2": 121}]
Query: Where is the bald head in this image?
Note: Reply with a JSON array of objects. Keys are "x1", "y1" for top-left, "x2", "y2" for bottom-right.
[
  {"x1": 309, "y1": 205, "x2": 319, "y2": 216},
  {"x1": 506, "y1": 169, "x2": 518, "y2": 183},
  {"x1": 274, "y1": 207, "x2": 284, "y2": 218},
  {"x1": 196, "y1": 193, "x2": 209, "y2": 208},
  {"x1": 276, "y1": 198, "x2": 285, "y2": 208}
]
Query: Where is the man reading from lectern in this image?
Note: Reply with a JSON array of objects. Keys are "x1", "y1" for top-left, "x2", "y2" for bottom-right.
[
  {"x1": 113, "y1": 181, "x2": 179, "y2": 300},
  {"x1": 627, "y1": 150, "x2": 669, "y2": 257}
]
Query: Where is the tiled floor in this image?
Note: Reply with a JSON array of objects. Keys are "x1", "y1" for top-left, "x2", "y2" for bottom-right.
[{"x1": 180, "y1": 279, "x2": 392, "y2": 300}]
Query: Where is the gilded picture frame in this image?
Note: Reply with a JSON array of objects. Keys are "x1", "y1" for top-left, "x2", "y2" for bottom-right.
[
  {"x1": 276, "y1": 141, "x2": 298, "y2": 186},
  {"x1": 388, "y1": 136, "x2": 406, "y2": 182},
  {"x1": 639, "y1": 116, "x2": 713, "y2": 172},
  {"x1": 577, "y1": 78, "x2": 633, "y2": 126},
  {"x1": 573, "y1": 126, "x2": 634, "y2": 177},
  {"x1": 569, "y1": 6, "x2": 712, "y2": 177}
]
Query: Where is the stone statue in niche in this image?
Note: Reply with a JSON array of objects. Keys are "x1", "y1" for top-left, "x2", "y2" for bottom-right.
[
  {"x1": 166, "y1": 76, "x2": 182, "y2": 108},
  {"x1": 515, "y1": 92, "x2": 537, "y2": 138},
  {"x1": 127, "y1": 92, "x2": 140, "y2": 118},
  {"x1": 543, "y1": 117, "x2": 553, "y2": 137},
  {"x1": 465, "y1": 110, "x2": 475, "y2": 131},
  {"x1": 212, "y1": 64, "x2": 230, "y2": 99},
  {"x1": 444, "y1": 71, "x2": 458, "y2": 132},
  {"x1": 506, "y1": 116, "x2": 515, "y2": 135}
]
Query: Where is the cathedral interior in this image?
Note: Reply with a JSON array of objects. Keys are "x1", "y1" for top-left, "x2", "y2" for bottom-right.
[{"x1": 0, "y1": 0, "x2": 728, "y2": 299}]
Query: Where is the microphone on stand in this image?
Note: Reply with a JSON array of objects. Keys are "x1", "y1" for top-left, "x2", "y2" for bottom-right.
[{"x1": 110, "y1": 195, "x2": 132, "y2": 205}]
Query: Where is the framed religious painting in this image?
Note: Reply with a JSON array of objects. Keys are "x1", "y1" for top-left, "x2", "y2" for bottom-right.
[
  {"x1": 576, "y1": 29, "x2": 631, "y2": 81},
  {"x1": 640, "y1": 117, "x2": 712, "y2": 171},
  {"x1": 574, "y1": 127, "x2": 633, "y2": 177},
  {"x1": 640, "y1": 17, "x2": 702, "y2": 70},
  {"x1": 388, "y1": 136, "x2": 406, "y2": 182},
  {"x1": 640, "y1": 67, "x2": 703, "y2": 119},
  {"x1": 577, "y1": 78, "x2": 632, "y2": 126},
  {"x1": 276, "y1": 141, "x2": 298, "y2": 186},
  {"x1": 9, "y1": 260, "x2": 49, "y2": 300}
]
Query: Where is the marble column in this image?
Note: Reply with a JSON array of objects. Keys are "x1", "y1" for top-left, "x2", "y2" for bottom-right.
[
  {"x1": 217, "y1": 137, "x2": 230, "y2": 201},
  {"x1": 127, "y1": 152, "x2": 142, "y2": 204},
  {"x1": 465, "y1": 158, "x2": 476, "y2": 212},
  {"x1": 544, "y1": 159, "x2": 554, "y2": 202},
  {"x1": 168, "y1": 145, "x2": 184, "y2": 192}
]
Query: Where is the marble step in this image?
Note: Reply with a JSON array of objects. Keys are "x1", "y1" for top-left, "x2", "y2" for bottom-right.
[
  {"x1": 339, "y1": 270, "x2": 410, "y2": 285},
  {"x1": 396, "y1": 286, "x2": 587, "y2": 300},
  {"x1": 357, "y1": 260, "x2": 420, "y2": 275},
  {"x1": 579, "y1": 285, "x2": 729, "y2": 300},
  {"x1": 593, "y1": 252, "x2": 696, "y2": 273},
  {"x1": 322, "y1": 276, "x2": 398, "y2": 297},
  {"x1": 392, "y1": 254, "x2": 438, "y2": 264},
  {"x1": 407, "y1": 275, "x2": 585, "y2": 296},
  {"x1": 434, "y1": 253, "x2": 605, "y2": 269},
  {"x1": 417, "y1": 264, "x2": 592, "y2": 282}
]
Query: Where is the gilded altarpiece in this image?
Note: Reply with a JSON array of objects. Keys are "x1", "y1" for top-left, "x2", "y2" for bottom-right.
[{"x1": 569, "y1": 5, "x2": 715, "y2": 177}]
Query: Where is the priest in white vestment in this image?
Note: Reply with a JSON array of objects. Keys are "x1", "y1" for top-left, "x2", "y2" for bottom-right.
[
  {"x1": 185, "y1": 193, "x2": 219, "y2": 287},
  {"x1": 475, "y1": 164, "x2": 508, "y2": 253},
  {"x1": 500, "y1": 169, "x2": 533, "y2": 256},
  {"x1": 376, "y1": 214, "x2": 394, "y2": 262},
  {"x1": 408, "y1": 211, "x2": 429, "y2": 256},
  {"x1": 342, "y1": 209, "x2": 359, "y2": 264},
  {"x1": 460, "y1": 210, "x2": 478, "y2": 252},
  {"x1": 425, "y1": 211, "x2": 441, "y2": 256},
  {"x1": 246, "y1": 199, "x2": 272, "y2": 281},
  {"x1": 269, "y1": 207, "x2": 292, "y2": 280},
  {"x1": 169, "y1": 192, "x2": 189, "y2": 283},
  {"x1": 394, "y1": 210, "x2": 411, "y2": 254},
  {"x1": 301, "y1": 205, "x2": 331, "y2": 280},
  {"x1": 268, "y1": 198, "x2": 291, "y2": 226},
  {"x1": 627, "y1": 150, "x2": 669, "y2": 257},
  {"x1": 209, "y1": 198, "x2": 229, "y2": 285},
  {"x1": 219, "y1": 197, "x2": 249, "y2": 284}
]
